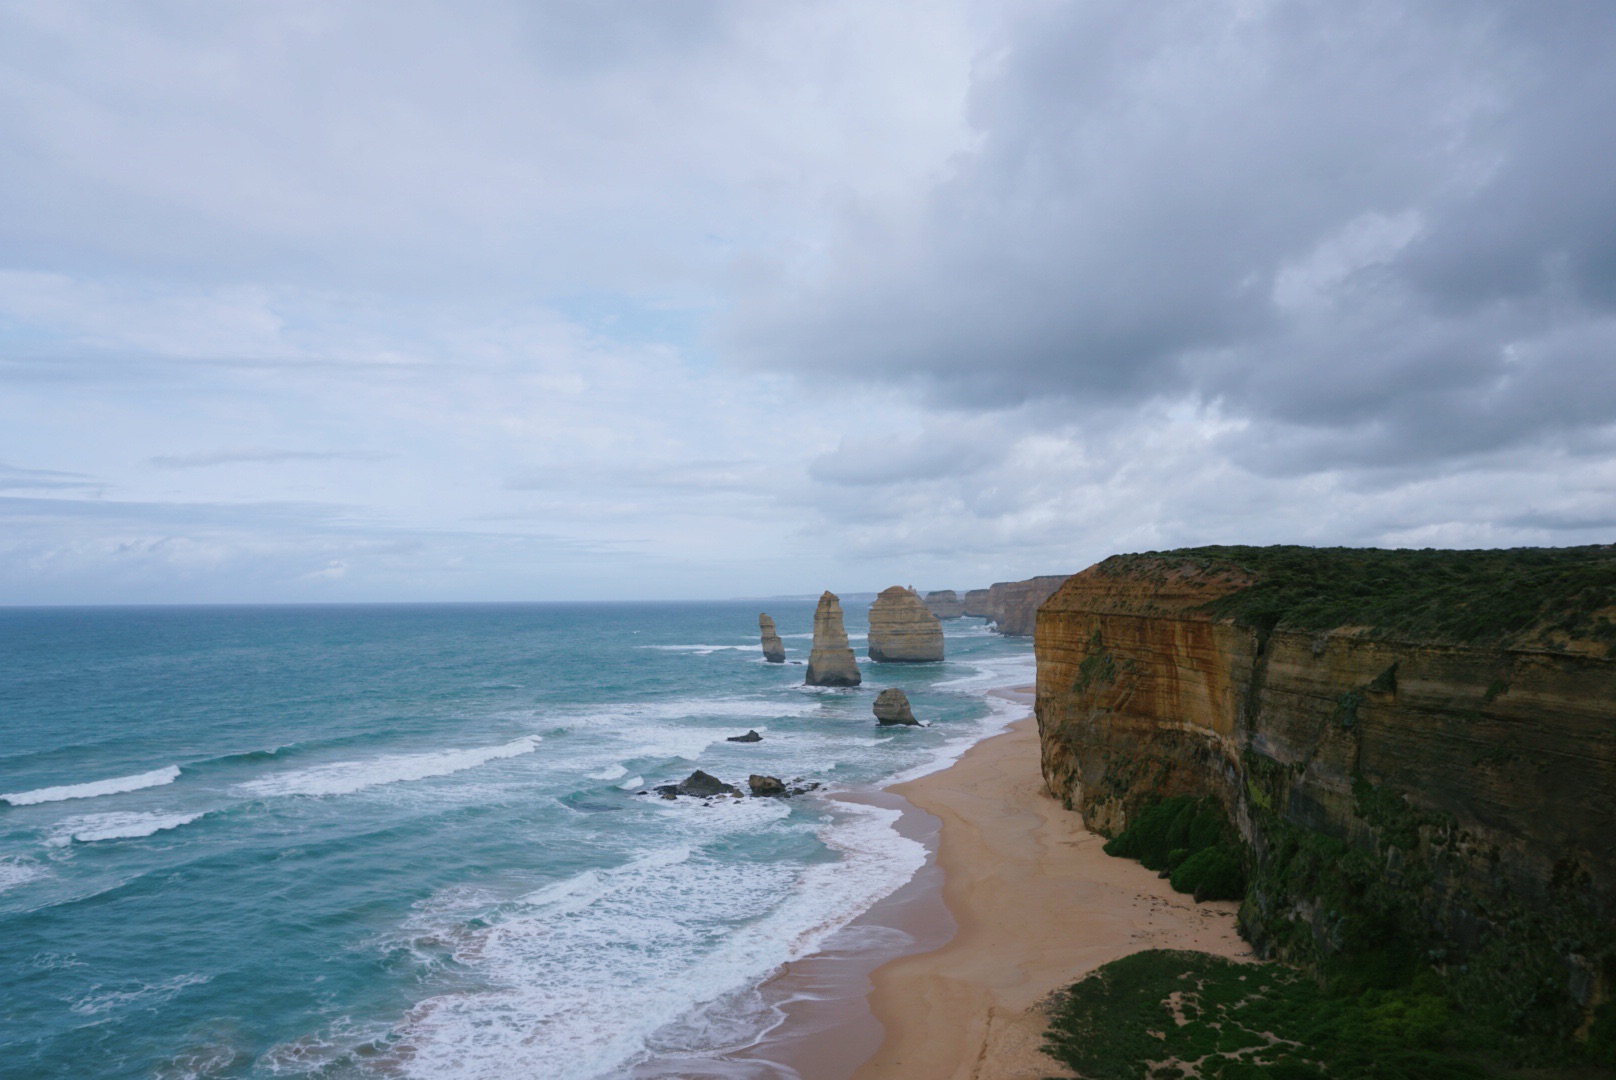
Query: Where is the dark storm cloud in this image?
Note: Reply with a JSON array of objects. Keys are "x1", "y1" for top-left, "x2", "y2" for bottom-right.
[{"x1": 733, "y1": 0, "x2": 1616, "y2": 471}]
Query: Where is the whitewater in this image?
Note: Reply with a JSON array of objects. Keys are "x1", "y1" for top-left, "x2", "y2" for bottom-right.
[{"x1": 0, "y1": 601, "x2": 1033, "y2": 1079}]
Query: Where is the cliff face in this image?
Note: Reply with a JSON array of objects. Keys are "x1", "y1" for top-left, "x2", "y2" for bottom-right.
[
  {"x1": 1035, "y1": 554, "x2": 1616, "y2": 1037},
  {"x1": 868, "y1": 586, "x2": 944, "y2": 662},
  {"x1": 966, "y1": 575, "x2": 1070, "y2": 635},
  {"x1": 923, "y1": 589, "x2": 965, "y2": 619},
  {"x1": 758, "y1": 613, "x2": 786, "y2": 663}
]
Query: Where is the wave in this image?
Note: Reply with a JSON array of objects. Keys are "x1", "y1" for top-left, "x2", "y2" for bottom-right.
[
  {"x1": 44, "y1": 811, "x2": 205, "y2": 847},
  {"x1": 384, "y1": 800, "x2": 923, "y2": 1080},
  {"x1": 586, "y1": 764, "x2": 627, "y2": 781},
  {"x1": 0, "y1": 857, "x2": 46, "y2": 893},
  {"x1": 1, "y1": 765, "x2": 181, "y2": 807},
  {"x1": 641, "y1": 644, "x2": 759, "y2": 655},
  {"x1": 235, "y1": 735, "x2": 541, "y2": 798},
  {"x1": 617, "y1": 776, "x2": 644, "y2": 791}
]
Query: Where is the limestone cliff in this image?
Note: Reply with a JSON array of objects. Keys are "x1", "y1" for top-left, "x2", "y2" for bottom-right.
[
  {"x1": 805, "y1": 591, "x2": 861, "y2": 687},
  {"x1": 923, "y1": 589, "x2": 965, "y2": 619},
  {"x1": 758, "y1": 612, "x2": 786, "y2": 663},
  {"x1": 963, "y1": 588, "x2": 992, "y2": 618},
  {"x1": 979, "y1": 575, "x2": 1070, "y2": 636},
  {"x1": 868, "y1": 586, "x2": 945, "y2": 662},
  {"x1": 1035, "y1": 546, "x2": 1616, "y2": 1043}
]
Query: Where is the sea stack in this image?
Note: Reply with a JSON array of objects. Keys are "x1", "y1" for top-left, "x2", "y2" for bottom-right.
[
  {"x1": 868, "y1": 586, "x2": 944, "y2": 662},
  {"x1": 758, "y1": 613, "x2": 786, "y2": 663},
  {"x1": 923, "y1": 590, "x2": 965, "y2": 619},
  {"x1": 873, "y1": 688, "x2": 919, "y2": 725},
  {"x1": 804, "y1": 591, "x2": 862, "y2": 686}
]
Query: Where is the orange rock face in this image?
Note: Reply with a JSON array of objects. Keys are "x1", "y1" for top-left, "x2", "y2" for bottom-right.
[
  {"x1": 1035, "y1": 555, "x2": 1616, "y2": 1029},
  {"x1": 805, "y1": 591, "x2": 861, "y2": 687},
  {"x1": 979, "y1": 575, "x2": 1070, "y2": 636},
  {"x1": 868, "y1": 586, "x2": 944, "y2": 662}
]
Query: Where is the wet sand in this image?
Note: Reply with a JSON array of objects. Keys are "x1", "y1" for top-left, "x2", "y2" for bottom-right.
[{"x1": 850, "y1": 696, "x2": 1251, "y2": 1080}]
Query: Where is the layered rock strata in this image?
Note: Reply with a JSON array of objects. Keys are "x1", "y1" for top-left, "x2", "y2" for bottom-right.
[
  {"x1": 759, "y1": 613, "x2": 786, "y2": 663},
  {"x1": 981, "y1": 575, "x2": 1070, "y2": 636},
  {"x1": 873, "y1": 688, "x2": 919, "y2": 725},
  {"x1": 963, "y1": 589, "x2": 992, "y2": 618},
  {"x1": 868, "y1": 586, "x2": 945, "y2": 662},
  {"x1": 923, "y1": 589, "x2": 965, "y2": 619},
  {"x1": 805, "y1": 591, "x2": 862, "y2": 686},
  {"x1": 1035, "y1": 551, "x2": 1616, "y2": 1039}
]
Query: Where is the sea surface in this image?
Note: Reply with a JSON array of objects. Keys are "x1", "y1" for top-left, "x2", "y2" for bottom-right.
[{"x1": 0, "y1": 601, "x2": 1033, "y2": 1079}]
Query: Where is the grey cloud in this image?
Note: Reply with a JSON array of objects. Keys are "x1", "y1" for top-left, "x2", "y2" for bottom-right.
[
  {"x1": 0, "y1": 462, "x2": 100, "y2": 491},
  {"x1": 150, "y1": 449, "x2": 391, "y2": 469},
  {"x1": 809, "y1": 430, "x2": 1002, "y2": 487},
  {"x1": 733, "y1": 0, "x2": 1616, "y2": 474}
]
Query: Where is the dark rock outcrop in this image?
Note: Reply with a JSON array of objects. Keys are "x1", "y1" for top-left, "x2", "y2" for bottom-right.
[
  {"x1": 1035, "y1": 548, "x2": 1616, "y2": 1041},
  {"x1": 873, "y1": 688, "x2": 919, "y2": 725},
  {"x1": 923, "y1": 589, "x2": 965, "y2": 619},
  {"x1": 749, "y1": 774, "x2": 788, "y2": 797},
  {"x1": 759, "y1": 613, "x2": 786, "y2": 663},
  {"x1": 805, "y1": 591, "x2": 862, "y2": 686},
  {"x1": 868, "y1": 586, "x2": 945, "y2": 662},
  {"x1": 726, "y1": 729, "x2": 762, "y2": 743},
  {"x1": 675, "y1": 770, "x2": 740, "y2": 797}
]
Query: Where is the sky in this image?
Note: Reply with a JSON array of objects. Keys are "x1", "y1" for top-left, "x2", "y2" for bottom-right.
[{"x1": 3, "y1": 0, "x2": 1615, "y2": 604}]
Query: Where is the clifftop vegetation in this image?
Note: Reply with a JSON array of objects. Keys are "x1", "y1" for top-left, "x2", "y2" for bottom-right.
[{"x1": 1101, "y1": 544, "x2": 1616, "y2": 652}]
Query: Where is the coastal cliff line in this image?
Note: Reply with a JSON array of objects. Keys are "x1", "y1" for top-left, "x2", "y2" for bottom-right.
[{"x1": 1034, "y1": 545, "x2": 1616, "y2": 1052}]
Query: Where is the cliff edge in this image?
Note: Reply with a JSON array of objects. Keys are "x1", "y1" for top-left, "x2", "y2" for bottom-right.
[{"x1": 1035, "y1": 545, "x2": 1616, "y2": 1050}]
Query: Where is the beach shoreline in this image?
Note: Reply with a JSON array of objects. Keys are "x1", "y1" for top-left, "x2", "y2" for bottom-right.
[{"x1": 755, "y1": 684, "x2": 1250, "y2": 1080}]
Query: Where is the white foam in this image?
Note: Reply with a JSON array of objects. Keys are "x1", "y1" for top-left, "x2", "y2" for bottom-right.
[
  {"x1": 2, "y1": 765, "x2": 181, "y2": 806},
  {"x1": 236, "y1": 736, "x2": 540, "y2": 798},
  {"x1": 587, "y1": 764, "x2": 628, "y2": 781},
  {"x1": 641, "y1": 644, "x2": 759, "y2": 655},
  {"x1": 44, "y1": 811, "x2": 205, "y2": 847},
  {"x1": 617, "y1": 776, "x2": 644, "y2": 791},
  {"x1": 71, "y1": 973, "x2": 211, "y2": 1017},
  {"x1": 0, "y1": 858, "x2": 45, "y2": 893},
  {"x1": 385, "y1": 798, "x2": 924, "y2": 1080}
]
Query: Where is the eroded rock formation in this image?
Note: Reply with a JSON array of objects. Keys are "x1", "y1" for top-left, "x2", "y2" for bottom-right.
[
  {"x1": 1035, "y1": 548, "x2": 1616, "y2": 1039},
  {"x1": 673, "y1": 770, "x2": 740, "y2": 797},
  {"x1": 805, "y1": 591, "x2": 861, "y2": 686},
  {"x1": 873, "y1": 688, "x2": 919, "y2": 725},
  {"x1": 868, "y1": 586, "x2": 944, "y2": 662},
  {"x1": 759, "y1": 613, "x2": 786, "y2": 663},
  {"x1": 981, "y1": 575, "x2": 1070, "y2": 636},
  {"x1": 963, "y1": 589, "x2": 992, "y2": 618},
  {"x1": 923, "y1": 589, "x2": 965, "y2": 619},
  {"x1": 726, "y1": 730, "x2": 762, "y2": 743}
]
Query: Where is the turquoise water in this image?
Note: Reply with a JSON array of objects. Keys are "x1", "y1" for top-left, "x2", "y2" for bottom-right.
[{"x1": 0, "y1": 602, "x2": 1033, "y2": 1079}]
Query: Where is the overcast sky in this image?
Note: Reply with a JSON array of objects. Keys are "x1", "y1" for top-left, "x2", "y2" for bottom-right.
[{"x1": 3, "y1": 0, "x2": 1614, "y2": 603}]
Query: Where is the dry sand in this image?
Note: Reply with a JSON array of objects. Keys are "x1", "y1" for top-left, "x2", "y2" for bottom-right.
[{"x1": 852, "y1": 698, "x2": 1252, "y2": 1080}]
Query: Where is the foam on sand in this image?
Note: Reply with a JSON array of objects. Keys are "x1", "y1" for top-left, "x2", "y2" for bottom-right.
[
  {"x1": 1, "y1": 765, "x2": 182, "y2": 806},
  {"x1": 236, "y1": 736, "x2": 540, "y2": 798}
]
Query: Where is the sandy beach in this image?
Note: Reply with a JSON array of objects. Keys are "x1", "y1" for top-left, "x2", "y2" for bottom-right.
[{"x1": 850, "y1": 692, "x2": 1252, "y2": 1080}]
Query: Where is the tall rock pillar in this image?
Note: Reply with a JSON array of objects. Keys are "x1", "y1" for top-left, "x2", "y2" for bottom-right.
[
  {"x1": 759, "y1": 613, "x2": 786, "y2": 663},
  {"x1": 805, "y1": 591, "x2": 862, "y2": 686}
]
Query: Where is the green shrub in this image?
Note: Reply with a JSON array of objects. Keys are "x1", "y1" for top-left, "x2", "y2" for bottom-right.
[
  {"x1": 1105, "y1": 796, "x2": 1245, "y2": 901},
  {"x1": 1171, "y1": 844, "x2": 1245, "y2": 900}
]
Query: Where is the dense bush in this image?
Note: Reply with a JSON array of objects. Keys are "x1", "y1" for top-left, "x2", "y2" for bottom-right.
[
  {"x1": 1103, "y1": 795, "x2": 1246, "y2": 901},
  {"x1": 1104, "y1": 543, "x2": 1616, "y2": 651}
]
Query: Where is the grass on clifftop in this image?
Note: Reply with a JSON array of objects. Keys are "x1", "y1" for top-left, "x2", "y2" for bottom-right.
[
  {"x1": 1109, "y1": 544, "x2": 1616, "y2": 650},
  {"x1": 1041, "y1": 950, "x2": 1562, "y2": 1080}
]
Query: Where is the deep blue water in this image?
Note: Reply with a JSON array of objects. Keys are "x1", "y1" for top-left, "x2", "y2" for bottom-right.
[{"x1": 0, "y1": 601, "x2": 1032, "y2": 1079}]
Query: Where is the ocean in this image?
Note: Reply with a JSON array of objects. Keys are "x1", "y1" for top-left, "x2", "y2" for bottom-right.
[{"x1": 0, "y1": 601, "x2": 1034, "y2": 1079}]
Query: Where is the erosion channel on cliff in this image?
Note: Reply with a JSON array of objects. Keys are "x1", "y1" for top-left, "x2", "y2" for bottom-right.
[{"x1": 1035, "y1": 545, "x2": 1616, "y2": 1070}]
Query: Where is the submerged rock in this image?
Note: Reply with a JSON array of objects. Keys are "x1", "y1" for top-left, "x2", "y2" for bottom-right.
[
  {"x1": 923, "y1": 589, "x2": 966, "y2": 619},
  {"x1": 805, "y1": 591, "x2": 862, "y2": 687},
  {"x1": 759, "y1": 613, "x2": 786, "y2": 663},
  {"x1": 676, "y1": 770, "x2": 740, "y2": 797},
  {"x1": 726, "y1": 729, "x2": 763, "y2": 743},
  {"x1": 873, "y1": 688, "x2": 919, "y2": 725},
  {"x1": 748, "y1": 774, "x2": 788, "y2": 797},
  {"x1": 868, "y1": 586, "x2": 944, "y2": 663}
]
